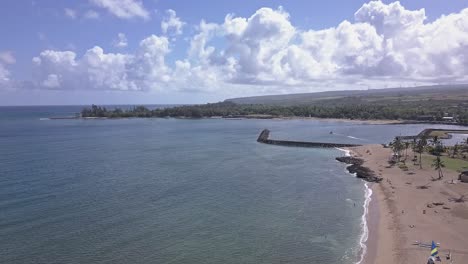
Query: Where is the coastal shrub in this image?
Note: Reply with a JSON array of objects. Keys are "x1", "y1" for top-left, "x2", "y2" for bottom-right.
[{"x1": 398, "y1": 164, "x2": 409, "y2": 171}]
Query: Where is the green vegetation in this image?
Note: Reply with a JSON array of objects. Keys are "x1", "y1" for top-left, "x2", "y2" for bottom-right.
[
  {"x1": 81, "y1": 101, "x2": 468, "y2": 122},
  {"x1": 81, "y1": 85, "x2": 468, "y2": 122},
  {"x1": 415, "y1": 137, "x2": 427, "y2": 169},
  {"x1": 431, "y1": 156, "x2": 445, "y2": 179},
  {"x1": 391, "y1": 137, "x2": 404, "y2": 162},
  {"x1": 424, "y1": 155, "x2": 468, "y2": 173},
  {"x1": 415, "y1": 139, "x2": 468, "y2": 173},
  {"x1": 428, "y1": 130, "x2": 450, "y2": 138},
  {"x1": 394, "y1": 134, "x2": 468, "y2": 174}
]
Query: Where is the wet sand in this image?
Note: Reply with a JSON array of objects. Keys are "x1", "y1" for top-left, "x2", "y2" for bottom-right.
[{"x1": 350, "y1": 145, "x2": 468, "y2": 264}]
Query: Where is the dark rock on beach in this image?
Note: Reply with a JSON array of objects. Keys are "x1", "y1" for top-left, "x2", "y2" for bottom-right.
[
  {"x1": 335, "y1": 156, "x2": 364, "y2": 166},
  {"x1": 336, "y1": 156, "x2": 383, "y2": 183}
]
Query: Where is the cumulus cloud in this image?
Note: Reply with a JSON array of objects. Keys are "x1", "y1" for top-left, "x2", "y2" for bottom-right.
[
  {"x1": 354, "y1": 1, "x2": 426, "y2": 36},
  {"x1": 25, "y1": 1, "x2": 468, "y2": 93},
  {"x1": 161, "y1": 9, "x2": 185, "y2": 36},
  {"x1": 32, "y1": 35, "x2": 171, "y2": 91},
  {"x1": 0, "y1": 64, "x2": 10, "y2": 82},
  {"x1": 90, "y1": 0, "x2": 149, "y2": 20},
  {"x1": 113, "y1": 33, "x2": 128, "y2": 48},
  {"x1": 182, "y1": 2, "x2": 468, "y2": 87},
  {"x1": 0, "y1": 51, "x2": 16, "y2": 64},
  {"x1": 0, "y1": 51, "x2": 15, "y2": 83},
  {"x1": 64, "y1": 8, "x2": 77, "y2": 19}
]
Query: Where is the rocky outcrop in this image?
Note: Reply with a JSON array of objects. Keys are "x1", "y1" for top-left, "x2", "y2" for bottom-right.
[
  {"x1": 336, "y1": 156, "x2": 382, "y2": 183},
  {"x1": 335, "y1": 156, "x2": 364, "y2": 166}
]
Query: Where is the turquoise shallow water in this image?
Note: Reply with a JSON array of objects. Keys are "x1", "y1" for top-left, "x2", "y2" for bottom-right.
[{"x1": 0, "y1": 106, "x2": 465, "y2": 264}]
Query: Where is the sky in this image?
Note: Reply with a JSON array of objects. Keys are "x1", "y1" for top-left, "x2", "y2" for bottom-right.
[{"x1": 0, "y1": 0, "x2": 467, "y2": 105}]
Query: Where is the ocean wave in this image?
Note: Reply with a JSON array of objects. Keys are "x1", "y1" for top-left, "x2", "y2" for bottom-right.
[
  {"x1": 335, "y1": 147, "x2": 351, "y2": 157},
  {"x1": 356, "y1": 183, "x2": 372, "y2": 264},
  {"x1": 335, "y1": 147, "x2": 372, "y2": 264},
  {"x1": 39, "y1": 118, "x2": 50, "y2": 121},
  {"x1": 347, "y1": 135, "x2": 366, "y2": 141}
]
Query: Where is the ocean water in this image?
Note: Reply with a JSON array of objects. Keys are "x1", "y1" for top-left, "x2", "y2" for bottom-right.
[{"x1": 0, "y1": 106, "x2": 465, "y2": 264}]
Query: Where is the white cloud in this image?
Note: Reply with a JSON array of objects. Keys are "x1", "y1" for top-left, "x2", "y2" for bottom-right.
[
  {"x1": 222, "y1": 7, "x2": 297, "y2": 83},
  {"x1": 42, "y1": 74, "x2": 61, "y2": 88},
  {"x1": 0, "y1": 51, "x2": 16, "y2": 64},
  {"x1": 90, "y1": 0, "x2": 149, "y2": 20},
  {"x1": 32, "y1": 35, "x2": 171, "y2": 91},
  {"x1": 161, "y1": 9, "x2": 185, "y2": 36},
  {"x1": 0, "y1": 51, "x2": 15, "y2": 83},
  {"x1": 25, "y1": 2, "x2": 468, "y2": 94},
  {"x1": 0, "y1": 64, "x2": 10, "y2": 82},
  {"x1": 354, "y1": 1, "x2": 426, "y2": 36},
  {"x1": 83, "y1": 10, "x2": 100, "y2": 20},
  {"x1": 113, "y1": 33, "x2": 128, "y2": 48},
  {"x1": 64, "y1": 8, "x2": 77, "y2": 19}
]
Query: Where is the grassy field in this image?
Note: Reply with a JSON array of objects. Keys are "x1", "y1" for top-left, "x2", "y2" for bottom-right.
[
  {"x1": 422, "y1": 154, "x2": 468, "y2": 172},
  {"x1": 428, "y1": 130, "x2": 468, "y2": 138},
  {"x1": 428, "y1": 131, "x2": 451, "y2": 138}
]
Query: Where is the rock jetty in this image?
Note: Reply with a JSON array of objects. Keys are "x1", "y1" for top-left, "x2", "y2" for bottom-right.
[{"x1": 336, "y1": 156, "x2": 383, "y2": 183}]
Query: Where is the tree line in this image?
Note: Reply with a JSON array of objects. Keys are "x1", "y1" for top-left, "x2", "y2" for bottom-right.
[{"x1": 81, "y1": 101, "x2": 468, "y2": 123}]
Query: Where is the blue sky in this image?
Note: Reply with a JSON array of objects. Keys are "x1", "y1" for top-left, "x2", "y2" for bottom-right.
[{"x1": 0, "y1": 0, "x2": 467, "y2": 105}]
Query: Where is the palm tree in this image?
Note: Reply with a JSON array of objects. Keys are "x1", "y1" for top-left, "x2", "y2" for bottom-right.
[
  {"x1": 415, "y1": 137, "x2": 427, "y2": 169},
  {"x1": 433, "y1": 141, "x2": 445, "y2": 156},
  {"x1": 404, "y1": 141, "x2": 410, "y2": 160},
  {"x1": 411, "y1": 139, "x2": 418, "y2": 165},
  {"x1": 431, "y1": 156, "x2": 445, "y2": 180},
  {"x1": 452, "y1": 144, "x2": 459, "y2": 158},
  {"x1": 391, "y1": 137, "x2": 403, "y2": 162}
]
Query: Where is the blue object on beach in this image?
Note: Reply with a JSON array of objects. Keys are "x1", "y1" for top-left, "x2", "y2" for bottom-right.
[{"x1": 431, "y1": 241, "x2": 438, "y2": 256}]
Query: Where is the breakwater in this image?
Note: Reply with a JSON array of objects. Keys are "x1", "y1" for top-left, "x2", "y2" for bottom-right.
[
  {"x1": 257, "y1": 129, "x2": 362, "y2": 148},
  {"x1": 398, "y1": 128, "x2": 468, "y2": 140}
]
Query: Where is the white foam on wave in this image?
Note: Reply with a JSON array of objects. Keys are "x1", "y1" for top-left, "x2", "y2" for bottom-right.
[
  {"x1": 356, "y1": 183, "x2": 372, "y2": 264},
  {"x1": 335, "y1": 147, "x2": 372, "y2": 264},
  {"x1": 335, "y1": 147, "x2": 351, "y2": 157},
  {"x1": 347, "y1": 135, "x2": 366, "y2": 141},
  {"x1": 39, "y1": 118, "x2": 50, "y2": 121}
]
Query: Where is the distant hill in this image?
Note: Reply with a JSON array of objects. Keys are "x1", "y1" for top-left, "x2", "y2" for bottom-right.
[{"x1": 225, "y1": 84, "x2": 468, "y2": 106}]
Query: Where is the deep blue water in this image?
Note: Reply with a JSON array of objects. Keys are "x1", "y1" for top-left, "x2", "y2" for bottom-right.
[{"x1": 1, "y1": 106, "x2": 465, "y2": 264}]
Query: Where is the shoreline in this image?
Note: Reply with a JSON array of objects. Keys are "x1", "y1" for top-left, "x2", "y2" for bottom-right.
[
  {"x1": 362, "y1": 188, "x2": 379, "y2": 264},
  {"x1": 356, "y1": 182, "x2": 372, "y2": 264},
  {"x1": 348, "y1": 145, "x2": 468, "y2": 264},
  {"x1": 45, "y1": 116, "x2": 402, "y2": 124},
  {"x1": 336, "y1": 148, "x2": 372, "y2": 264},
  {"x1": 43, "y1": 115, "x2": 468, "y2": 127}
]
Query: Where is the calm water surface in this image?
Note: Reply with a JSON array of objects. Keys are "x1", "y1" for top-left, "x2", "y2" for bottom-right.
[{"x1": 0, "y1": 106, "x2": 465, "y2": 264}]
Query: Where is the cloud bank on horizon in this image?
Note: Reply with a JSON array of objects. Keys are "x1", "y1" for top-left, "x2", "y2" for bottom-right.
[{"x1": 1, "y1": 0, "x2": 468, "y2": 96}]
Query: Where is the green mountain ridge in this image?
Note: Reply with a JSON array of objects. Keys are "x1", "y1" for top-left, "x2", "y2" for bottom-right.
[{"x1": 225, "y1": 84, "x2": 468, "y2": 106}]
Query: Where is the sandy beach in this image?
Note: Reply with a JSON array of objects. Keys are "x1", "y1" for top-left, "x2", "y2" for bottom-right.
[{"x1": 349, "y1": 145, "x2": 468, "y2": 264}]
